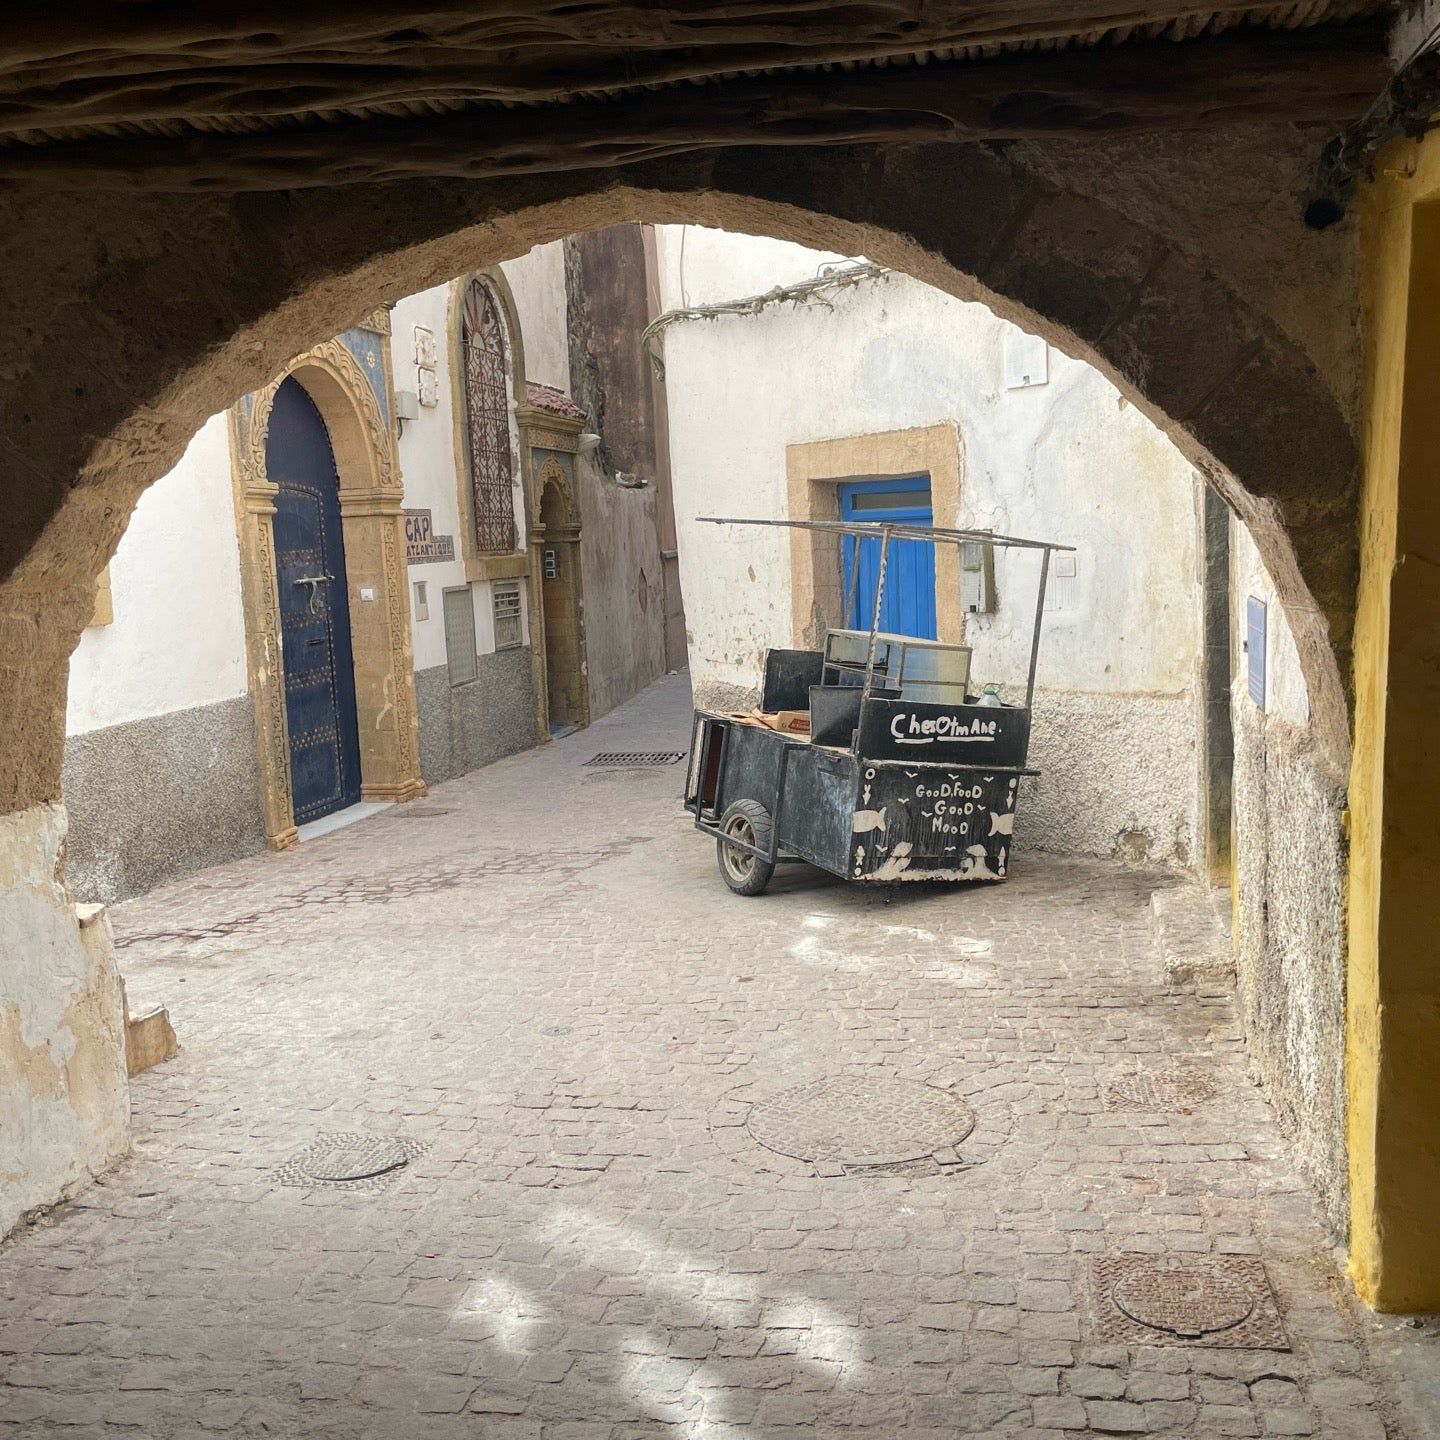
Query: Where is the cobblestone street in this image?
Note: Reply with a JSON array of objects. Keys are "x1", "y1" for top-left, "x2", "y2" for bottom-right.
[{"x1": 3, "y1": 674, "x2": 1434, "y2": 1438}]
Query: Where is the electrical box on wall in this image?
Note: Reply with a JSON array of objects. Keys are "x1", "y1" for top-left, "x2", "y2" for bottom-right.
[
  {"x1": 1003, "y1": 332, "x2": 1049, "y2": 390},
  {"x1": 412, "y1": 325, "x2": 437, "y2": 368},
  {"x1": 1045, "y1": 550, "x2": 1079, "y2": 613},
  {"x1": 1245, "y1": 595, "x2": 1267, "y2": 710},
  {"x1": 959, "y1": 539, "x2": 995, "y2": 613},
  {"x1": 417, "y1": 370, "x2": 439, "y2": 408}
]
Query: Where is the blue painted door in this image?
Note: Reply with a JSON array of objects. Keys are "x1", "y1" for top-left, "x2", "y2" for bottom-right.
[
  {"x1": 267, "y1": 377, "x2": 362, "y2": 824},
  {"x1": 839, "y1": 477, "x2": 937, "y2": 638}
]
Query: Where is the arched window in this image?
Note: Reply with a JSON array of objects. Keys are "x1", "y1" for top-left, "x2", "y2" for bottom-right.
[{"x1": 461, "y1": 279, "x2": 516, "y2": 553}]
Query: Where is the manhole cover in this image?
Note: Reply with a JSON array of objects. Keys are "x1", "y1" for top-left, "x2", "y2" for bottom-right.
[
  {"x1": 1103, "y1": 1065, "x2": 1218, "y2": 1112},
  {"x1": 746, "y1": 1076, "x2": 975, "y2": 1166},
  {"x1": 274, "y1": 1132, "x2": 429, "y2": 1191},
  {"x1": 1112, "y1": 1260, "x2": 1254, "y2": 1338},
  {"x1": 583, "y1": 751, "x2": 687, "y2": 768},
  {"x1": 1089, "y1": 1255, "x2": 1288, "y2": 1349}
]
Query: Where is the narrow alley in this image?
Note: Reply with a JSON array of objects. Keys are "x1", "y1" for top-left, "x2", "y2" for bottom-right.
[{"x1": 1, "y1": 676, "x2": 1428, "y2": 1439}]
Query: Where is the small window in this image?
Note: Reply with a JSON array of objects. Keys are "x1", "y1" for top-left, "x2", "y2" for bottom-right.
[
  {"x1": 412, "y1": 580, "x2": 429, "y2": 622},
  {"x1": 493, "y1": 580, "x2": 523, "y2": 651},
  {"x1": 443, "y1": 586, "x2": 479, "y2": 686}
]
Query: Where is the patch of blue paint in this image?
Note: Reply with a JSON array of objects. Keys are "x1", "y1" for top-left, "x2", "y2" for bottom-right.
[{"x1": 340, "y1": 329, "x2": 390, "y2": 426}]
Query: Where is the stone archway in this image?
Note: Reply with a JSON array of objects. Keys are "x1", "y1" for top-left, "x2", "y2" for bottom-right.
[
  {"x1": 0, "y1": 143, "x2": 1358, "y2": 829},
  {"x1": 0, "y1": 133, "x2": 1366, "y2": 1254},
  {"x1": 231, "y1": 332, "x2": 425, "y2": 849}
]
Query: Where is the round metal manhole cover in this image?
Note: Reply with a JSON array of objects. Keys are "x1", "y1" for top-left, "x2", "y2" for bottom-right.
[
  {"x1": 1111, "y1": 1261, "x2": 1255, "y2": 1339},
  {"x1": 746, "y1": 1076, "x2": 976, "y2": 1166},
  {"x1": 1105, "y1": 1066, "x2": 1218, "y2": 1112},
  {"x1": 302, "y1": 1139, "x2": 413, "y2": 1183}
]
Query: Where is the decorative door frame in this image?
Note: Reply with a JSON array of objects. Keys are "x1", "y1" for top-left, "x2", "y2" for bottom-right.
[
  {"x1": 229, "y1": 322, "x2": 425, "y2": 850},
  {"x1": 785, "y1": 424, "x2": 964, "y2": 648},
  {"x1": 447, "y1": 269, "x2": 548, "y2": 740},
  {"x1": 533, "y1": 451, "x2": 592, "y2": 731}
]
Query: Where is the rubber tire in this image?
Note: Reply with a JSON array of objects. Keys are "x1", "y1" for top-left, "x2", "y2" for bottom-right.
[{"x1": 717, "y1": 799, "x2": 776, "y2": 896}]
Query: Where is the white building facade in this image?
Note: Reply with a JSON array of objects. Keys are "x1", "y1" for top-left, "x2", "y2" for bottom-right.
[
  {"x1": 655, "y1": 227, "x2": 1312, "y2": 873},
  {"x1": 63, "y1": 233, "x2": 677, "y2": 904}
]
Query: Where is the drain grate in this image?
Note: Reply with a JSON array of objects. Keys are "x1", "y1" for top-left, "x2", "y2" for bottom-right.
[
  {"x1": 746, "y1": 1076, "x2": 976, "y2": 1169},
  {"x1": 274, "y1": 1132, "x2": 429, "y2": 1192},
  {"x1": 583, "y1": 751, "x2": 687, "y2": 768},
  {"x1": 1089, "y1": 1256, "x2": 1288, "y2": 1349},
  {"x1": 391, "y1": 807, "x2": 453, "y2": 819},
  {"x1": 1102, "y1": 1064, "x2": 1218, "y2": 1112}
]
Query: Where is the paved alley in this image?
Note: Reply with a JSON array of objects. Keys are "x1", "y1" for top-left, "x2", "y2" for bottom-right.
[{"x1": 2, "y1": 675, "x2": 1433, "y2": 1438}]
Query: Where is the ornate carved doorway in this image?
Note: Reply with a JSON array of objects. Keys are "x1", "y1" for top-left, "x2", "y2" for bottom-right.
[
  {"x1": 266, "y1": 378, "x2": 364, "y2": 824},
  {"x1": 538, "y1": 465, "x2": 589, "y2": 735}
]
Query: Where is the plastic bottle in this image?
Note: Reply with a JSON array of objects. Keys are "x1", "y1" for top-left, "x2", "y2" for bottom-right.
[{"x1": 976, "y1": 683, "x2": 1003, "y2": 707}]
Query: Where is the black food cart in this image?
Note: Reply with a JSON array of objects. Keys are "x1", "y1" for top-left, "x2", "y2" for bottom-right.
[{"x1": 683, "y1": 516, "x2": 1072, "y2": 895}]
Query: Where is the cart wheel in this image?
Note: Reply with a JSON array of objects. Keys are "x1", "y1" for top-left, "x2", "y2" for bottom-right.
[{"x1": 717, "y1": 800, "x2": 776, "y2": 897}]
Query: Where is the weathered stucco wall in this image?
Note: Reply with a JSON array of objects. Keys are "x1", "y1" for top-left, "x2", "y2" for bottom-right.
[
  {"x1": 61, "y1": 696, "x2": 267, "y2": 905},
  {"x1": 0, "y1": 804, "x2": 129, "y2": 1236},
  {"x1": 1230, "y1": 518, "x2": 1348, "y2": 1236},
  {"x1": 566, "y1": 226, "x2": 672, "y2": 724},
  {"x1": 65, "y1": 414, "x2": 249, "y2": 736},
  {"x1": 663, "y1": 228, "x2": 1204, "y2": 863},
  {"x1": 414, "y1": 651, "x2": 537, "y2": 786}
]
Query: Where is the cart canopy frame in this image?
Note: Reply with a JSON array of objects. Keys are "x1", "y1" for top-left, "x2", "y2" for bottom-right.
[{"x1": 698, "y1": 515, "x2": 1075, "y2": 712}]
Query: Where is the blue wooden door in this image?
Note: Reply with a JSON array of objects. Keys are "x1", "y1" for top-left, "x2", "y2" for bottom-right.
[
  {"x1": 839, "y1": 477, "x2": 937, "y2": 638},
  {"x1": 267, "y1": 378, "x2": 362, "y2": 824}
]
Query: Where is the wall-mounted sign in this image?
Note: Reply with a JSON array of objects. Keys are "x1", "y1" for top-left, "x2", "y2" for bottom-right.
[{"x1": 404, "y1": 509, "x2": 456, "y2": 564}]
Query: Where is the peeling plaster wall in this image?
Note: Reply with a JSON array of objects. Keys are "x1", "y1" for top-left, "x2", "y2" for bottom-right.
[
  {"x1": 665, "y1": 228, "x2": 1203, "y2": 864},
  {"x1": 1230, "y1": 518, "x2": 1349, "y2": 1235},
  {"x1": 0, "y1": 804, "x2": 129, "y2": 1237}
]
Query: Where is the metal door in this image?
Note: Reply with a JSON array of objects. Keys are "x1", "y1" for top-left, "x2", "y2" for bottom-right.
[
  {"x1": 267, "y1": 377, "x2": 362, "y2": 824},
  {"x1": 839, "y1": 477, "x2": 937, "y2": 637}
]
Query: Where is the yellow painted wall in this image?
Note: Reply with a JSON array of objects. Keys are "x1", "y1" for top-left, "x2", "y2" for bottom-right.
[{"x1": 1350, "y1": 131, "x2": 1440, "y2": 1310}]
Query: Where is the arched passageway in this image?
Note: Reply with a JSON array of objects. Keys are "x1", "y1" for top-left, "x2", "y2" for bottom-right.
[{"x1": 4, "y1": 95, "x2": 1427, "y2": 1372}]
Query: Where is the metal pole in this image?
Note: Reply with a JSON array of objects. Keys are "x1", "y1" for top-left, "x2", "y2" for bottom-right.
[
  {"x1": 844, "y1": 533, "x2": 861, "y2": 631},
  {"x1": 1025, "y1": 546, "x2": 1052, "y2": 712},
  {"x1": 863, "y1": 527, "x2": 892, "y2": 700}
]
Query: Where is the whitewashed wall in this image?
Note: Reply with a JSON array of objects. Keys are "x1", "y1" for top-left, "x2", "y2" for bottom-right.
[
  {"x1": 391, "y1": 285, "x2": 511, "y2": 667},
  {"x1": 657, "y1": 227, "x2": 1205, "y2": 864},
  {"x1": 67, "y1": 414, "x2": 248, "y2": 736}
]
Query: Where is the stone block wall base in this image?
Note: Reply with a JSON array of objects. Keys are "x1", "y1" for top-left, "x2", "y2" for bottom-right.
[
  {"x1": 362, "y1": 779, "x2": 427, "y2": 803},
  {"x1": 1151, "y1": 884, "x2": 1235, "y2": 987},
  {"x1": 267, "y1": 826, "x2": 300, "y2": 852}
]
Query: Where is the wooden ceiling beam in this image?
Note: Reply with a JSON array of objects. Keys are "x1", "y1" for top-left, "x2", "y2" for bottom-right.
[
  {"x1": 0, "y1": 1, "x2": 1383, "y2": 125},
  {"x1": 0, "y1": 26, "x2": 1390, "y2": 192}
]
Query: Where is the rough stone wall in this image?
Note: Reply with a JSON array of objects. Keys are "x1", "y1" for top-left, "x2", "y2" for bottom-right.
[
  {"x1": 1232, "y1": 697, "x2": 1349, "y2": 1236},
  {"x1": 414, "y1": 650, "x2": 537, "y2": 787},
  {"x1": 563, "y1": 226, "x2": 671, "y2": 722},
  {"x1": 0, "y1": 804, "x2": 128, "y2": 1236},
  {"x1": 61, "y1": 696, "x2": 267, "y2": 905}
]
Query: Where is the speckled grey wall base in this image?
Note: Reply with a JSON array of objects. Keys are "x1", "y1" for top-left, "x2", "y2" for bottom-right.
[
  {"x1": 693, "y1": 679, "x2": 1202, "y2": 867},
  {"x1": 1230, "y1": 698, "x2": 1348, "y2": 1238},
  {"x1": 415, "y1": 648, "x2": 538, "y2": 787},
  {"x1": 61, "y1": 694, "x2": 267, "y2": 905}
]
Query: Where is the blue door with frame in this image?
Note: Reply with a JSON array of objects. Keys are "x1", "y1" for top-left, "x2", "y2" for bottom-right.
[
  {"x1": 267, "y1": 377, "x2": 362, "y2": 824},
  {"x1": 839, "y1": 477, "x2": 937, "y2": 638}
]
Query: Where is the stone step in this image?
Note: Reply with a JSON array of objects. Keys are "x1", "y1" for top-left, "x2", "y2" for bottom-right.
[{"x1": 1151, "y1": 883, "x2": 1234, "y2": 986}]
